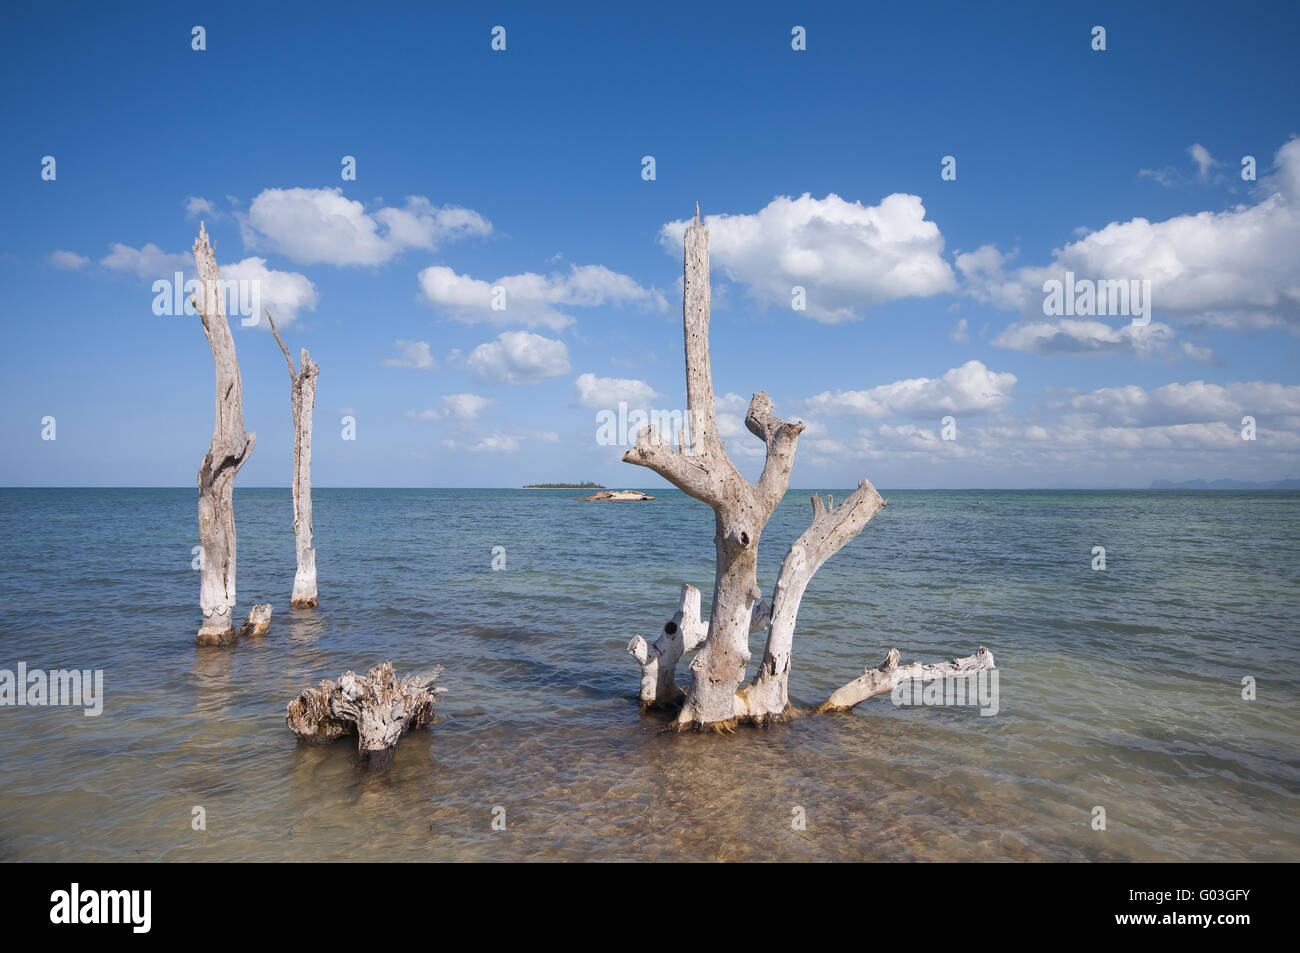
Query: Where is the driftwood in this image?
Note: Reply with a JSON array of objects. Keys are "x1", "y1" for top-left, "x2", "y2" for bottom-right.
[
  {"x1": 625, "y1": 208, "x2": 990, "y2": 728},
  {"x1": 266, "y1": 310, "x2": 320, "y2": 607},
  {"x1": 816, "y1": 646, "x2": 995, "y2": 713},
  {"x1": 239, "y1": 603, "x2": 273, "y2": 638},
  {"x1": 193, "y1": 223, "x2": 256, "y2": 646},
  {"x1": 286, "y1": 662, "x2": 445, "y2": 768}
]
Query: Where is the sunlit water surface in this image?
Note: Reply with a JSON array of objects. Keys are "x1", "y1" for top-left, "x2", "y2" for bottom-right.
[{"x1": 0, "y1": 487, "x2": 1296, "y2": 861}]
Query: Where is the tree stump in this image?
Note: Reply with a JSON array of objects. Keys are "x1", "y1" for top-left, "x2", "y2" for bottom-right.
[
  {"x1": 239, "y1": 604, "x2": 273, "y2": 638},
  {"x1": 286, "y1": 662, "x2": 446, "y2": 768}
]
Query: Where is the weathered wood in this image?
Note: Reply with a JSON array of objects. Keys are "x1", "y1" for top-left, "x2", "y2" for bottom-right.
[
  {"x1": 816, "y1": 647, "x2": 995, "y2": 713},
  {"x1": 629, "y1": 584, "x2": 770, "y2": 709},
  {"x1": 624, "y1": 208, "x2": 805, "y2": 728},
  {"x1": 285, "y1": 662, "x2": 446, "y2": 768},
  {"x1": 266, "y1": 310, "x2": 319, "y2": 608},
  {"x1": 193, "y1": 223, "x2": 255, "y2": 646},
  {"x1": 736, "y1": 482, "x2": 887, "y2": 720},
  {"x1": 623, "y1": 208, "x2": 984, "y2": 730},
  {"x1": 239, "y1": 603, "x2": 273, "y2": 638}
]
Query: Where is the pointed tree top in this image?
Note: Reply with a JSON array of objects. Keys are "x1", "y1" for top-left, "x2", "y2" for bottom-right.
[{"x1": 195, "y1": 221, "x2": 212, "y2": 254}]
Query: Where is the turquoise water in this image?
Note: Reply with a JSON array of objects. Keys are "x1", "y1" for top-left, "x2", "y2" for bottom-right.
[{"x1": 0, "y1": 487, "x2": 1296, "y2": 861}]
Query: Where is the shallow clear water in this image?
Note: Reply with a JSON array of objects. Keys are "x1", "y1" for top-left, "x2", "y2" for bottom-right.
[{"x1": 0, "y1": 487, "x2": 1296, "y2": 861}]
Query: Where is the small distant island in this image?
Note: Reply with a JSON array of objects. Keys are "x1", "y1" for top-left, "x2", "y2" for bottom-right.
[{"x1": 523, "y1": 481, "x2": 606, "y2": 489}]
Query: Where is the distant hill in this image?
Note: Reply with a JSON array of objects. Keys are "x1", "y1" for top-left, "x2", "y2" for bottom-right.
[{"x1": 1150, "y1": 478, "x2": 1300, "y2": 490}]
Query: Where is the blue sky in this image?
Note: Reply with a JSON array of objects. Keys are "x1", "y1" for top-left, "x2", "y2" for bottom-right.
[{"x1": 3, "y1": 0, "x2": 1298, "y2": 488}]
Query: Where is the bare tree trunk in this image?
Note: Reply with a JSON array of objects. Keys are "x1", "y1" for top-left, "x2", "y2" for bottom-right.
[
  {"x1": 625, "y1": 208, "x2": 992, "y2": 728},
  {"x1": 193, "y1": 224, "x2": 255, "y2": 646},
  {"x1": 286, "y1": 662, "x2": 445, "y2": 768},
  {"x1": 266, "y1": 311, "x2": 319, "y2": 607},
  {"x1": 737, "y1": 483, "x2": 887, "y2": 720}
]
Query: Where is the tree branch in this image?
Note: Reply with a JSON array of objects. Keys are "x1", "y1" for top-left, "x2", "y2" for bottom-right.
[
  {"x1": 746, "y1": 391, "x2": 807, "y2": 511},
  {"x1": 737, "y1": 481, "x2": 887, "y2": 719},
  {"x1": 816, "y1": 647, "x2": 995, "y2": 713},
  {"x1": 265, "y1": 308, "x2": 297, "y2": 379},
  {"x1": 622, "y1": 425, "x2": 719, "y2": 504}
]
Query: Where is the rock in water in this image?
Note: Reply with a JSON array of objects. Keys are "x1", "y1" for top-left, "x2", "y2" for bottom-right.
[{"x1": 579, "y1": 489, "x2": 654, "y2": 501}]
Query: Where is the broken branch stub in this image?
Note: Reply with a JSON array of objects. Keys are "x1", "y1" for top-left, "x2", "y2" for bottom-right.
[
  {"x1": 629, "y1": 584, "x2": 771, "y2": 710},
  {"x1": 239, "y1": 603, "x2": 272, "y2": 638}
]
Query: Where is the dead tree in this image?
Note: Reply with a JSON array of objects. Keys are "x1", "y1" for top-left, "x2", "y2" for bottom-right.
[
  {"x1": 266, "y1": 310, "x2": 320, "y2": 607},
  {"x1": 286, "y1": 662, "x2": 446, "y2": 769},
  {"x1": 625, "y1": 207, "x2": 992, "y2": 729},
  {"x1": 193, "y1": 223, "x2": 255, "y2": 646}
]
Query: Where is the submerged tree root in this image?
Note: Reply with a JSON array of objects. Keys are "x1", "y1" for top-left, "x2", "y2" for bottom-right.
[
  {"x1": 286, "y1": 662, "x2": 446, "y2": 768},
  {"x1": 638, "y1": 635, "x2": 995, "y2": 731}
]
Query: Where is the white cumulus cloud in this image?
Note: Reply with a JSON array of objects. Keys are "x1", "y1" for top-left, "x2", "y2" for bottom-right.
[
  {"x1": 245, "y1": 188, "x2": 491, "y2": 266},
  {"x1": 466, "y1": 331, "x2": 571, "y2": 384},
  {"x1": 418, "y1": 263, "x2": 665, "y2": 331},
  {"x1": 573, "y1": 373, "x2": 661, "y2": 409},
  {"x1": 966, "y1": 138, "x2": 1300, "y2": 345},
  {"x1": 100, "y1": 243, "x2": 316, "y2": 325},
  {"x1": 223, "y1": 256, "x2": 318, "y2": 326},
  {"x1": 803, "y1": 360, "x2": 1016, "y2": 419},
  {"x1": 384, "y1": 340, "x2": 437, "y2": 371},
  {"x1": 48, "y1": 250, "x2": 89, "y2": 270},
  {"x1": 659, "y1": 192, "x2": 956, "y2": 323},
  {"x1": 406, "y1": 393, "x2": 497, "y2": 421},
  {"x1": 100, "y1": 243, "x2": 191, "y2": 278},
  {"x1": 991, "y1": 317, "x2": 1176, "y2": 357},
  {"x1": 1069, "y1": 380, "x2": 1300, "y2": 427}
]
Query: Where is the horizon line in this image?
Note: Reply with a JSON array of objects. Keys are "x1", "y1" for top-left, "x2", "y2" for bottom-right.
[{"x1": 3, "y1": 485, "x2": 1298, "y2": 492}]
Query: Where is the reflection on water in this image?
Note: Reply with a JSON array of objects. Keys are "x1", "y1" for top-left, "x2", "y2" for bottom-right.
[{"x1": 0, "y1": 488, "x2": 1297, "y2": 861}]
